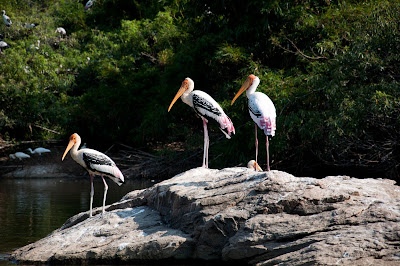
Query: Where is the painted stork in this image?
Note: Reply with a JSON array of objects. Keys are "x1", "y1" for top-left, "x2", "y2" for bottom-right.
[
  {"x1": 2, "y1": 10, "x2": 12, "y2": 27},
  {"x1": 9, "y1": 152, "x2": 31, "y2": 160},
  {"x1": 27, "y1": 147, "x2": 50, "y2": 155},
  {"x1": 231, "y1": 74, "x2": 276, "y2": 171},
  {"x1": 168, "y1": 77, "x2": 235, "y2": 168},
  {"x1": 62, "y1": 133, "x2": 124, "y2": 217},
  {"x1": 55, "y1": 27, "x2": 66, "y2": 36},
  {"x1": 85, "y1": 0, "x2": 96, "y2": 10},
  {"x1": 25, "y1": 23, "x2": 39, "y2": 28},
  {"x1": 0, "y1": 41, "x2": 10, "y2": 52},
  {"x1": 247, "y1": 160, "x2": 263, "y2": 171}
]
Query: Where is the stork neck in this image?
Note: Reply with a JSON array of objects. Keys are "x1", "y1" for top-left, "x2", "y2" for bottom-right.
[
  {"x1": 70, "y1": 138, "x2": 81, "y2": 160},
  {"x1": 181, "y1": 90, "x2": 193, "y2": 108},
  {"x1": 246, "y1": 77, "x2": 260, "y2": 98}
]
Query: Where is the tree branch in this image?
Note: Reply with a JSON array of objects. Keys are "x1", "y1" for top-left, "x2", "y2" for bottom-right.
[
  {"x1": 271, "y1": 35, "x2": 328, "y2": 60},
  {"x1": 33, "y1": 124, "x2": 61, "y2": 135}
]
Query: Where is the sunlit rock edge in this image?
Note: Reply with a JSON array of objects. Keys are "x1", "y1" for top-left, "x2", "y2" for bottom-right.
[{"x1": 10, "y1": 167, "x2": 400, "y2": 265}]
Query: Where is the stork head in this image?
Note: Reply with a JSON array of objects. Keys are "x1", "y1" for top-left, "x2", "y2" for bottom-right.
[
  {"x1": 168, "y1": 77, "x2": 194, "y2": 112},
  {"x1": 231, "y1": 74, "x2": 257, "y2": 105},
  {"x1": 247, "y1": 160, "x2": 263, "y2": 171},
  {"x1": 62, "y1": 133, "x2": 80, "y2": 161}
]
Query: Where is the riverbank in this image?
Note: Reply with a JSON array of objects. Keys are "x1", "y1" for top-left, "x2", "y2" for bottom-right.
[
  {"x1": 0, "y1": 140, "x2": 198, "y2": 179},
  {"x1": 0, "y1": 141, "x2": 85, "y2": 178},
  {"x1": 10, "y1": 167, "x2": 400, "y2": 265}
]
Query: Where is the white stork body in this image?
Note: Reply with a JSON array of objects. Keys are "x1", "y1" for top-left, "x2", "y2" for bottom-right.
[
  {"x1": 168, "y1": 78, "x2": 235, "y2": 168},
  {"x1": 85, "y1": 0, "x2": 95, "y2": 10},
  {"x1": 28, "y1": 147, "x2": 50, "y2": 155},
  {"x1": 247, "y1": 91, "x2": 276, "y2": 138},
  {"x1": 25, "y1": 23, "x2": 39, "y2": 28},
  {"x1": 2, "y1": 10, "x2": 12, "y2": 27},
  {"x1": 62, "y1": 133, "x2": 124, "y2": 217},
  {"x1": 55, "y1": 27, "x2": 66, "y2": 36},
  {"x1": 10, "y1": 152, "x2": 31, "y2": 160},
  {"x1": 232, "y1": 74, "x2": 276, "y2": 171},
  {"x1": 0, "y1": 41, "x2": 10, "y2": 51}
]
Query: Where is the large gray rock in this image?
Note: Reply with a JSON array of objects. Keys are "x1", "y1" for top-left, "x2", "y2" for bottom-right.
[{"x1": 10, "y1": 167, "x2": 400, "y2": 265}]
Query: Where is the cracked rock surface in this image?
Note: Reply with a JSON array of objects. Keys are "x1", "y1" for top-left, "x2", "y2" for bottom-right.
[{"x1": 10, "y1": 167, "x2": 400, "y2": 265}]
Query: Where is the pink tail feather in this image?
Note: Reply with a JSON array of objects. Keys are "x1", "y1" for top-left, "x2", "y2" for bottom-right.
[
  {"x1": 112, "y1": 166, "x2": 125, "y2": 185},
  {"x1": 219, "y1": 115, "x2": 235, "y2": 138},
  {"x1": 260, "y1": 117, "x2": 276, "y2": 137}
]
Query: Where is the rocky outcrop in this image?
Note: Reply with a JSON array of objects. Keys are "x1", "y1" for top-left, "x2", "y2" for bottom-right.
[{"x1": 10, "y1": 167, "x2": 400, "y2": 265}]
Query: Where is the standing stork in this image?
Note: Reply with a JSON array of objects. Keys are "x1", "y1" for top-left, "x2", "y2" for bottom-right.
[
  {"x1": 9, "y1": 152, "x2": 31, "y2": 160},
  {"x1": 168, "y1": 77, "x2": 235, "y2": 168},
  {"x1": 231, "y1": 74, "x2": 276, "y2": 171},
  {"x1": 27, "y1": 147, "x2": 50, "y2": 155},
  {"x1": 2, "y1": 10, "x2": 12, "y2": 27},
  {"x1": 62, "y1": 133, "x2": 124, "y2": 217}
]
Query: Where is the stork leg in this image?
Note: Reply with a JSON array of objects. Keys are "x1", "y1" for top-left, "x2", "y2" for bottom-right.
[
  {"x1": 202, "y1": 118, "x2": 209, "y2": 168},
  {"x1": 266, "y1": 136, "x2": 270, "y2": 171},
  {"x1": 101, "y1": 175, "x2": 108, "y2": 216},
  {"x1": 255, "y1": 123, "x2": 258, "y2": 171},
  {"x1": 206, "y1": 123, "x2": 209, "y2": 168},
  {"x1": 89, "y1": 174, "x2": 94, "y2": 217}
]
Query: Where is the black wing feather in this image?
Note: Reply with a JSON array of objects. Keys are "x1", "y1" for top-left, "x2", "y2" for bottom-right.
[
  {"x1": 192, "y1": 94, "x2": 221, "y2": 121},
  {"x1": 83, "y1": 152, "x2": 114, "y2": 173}
]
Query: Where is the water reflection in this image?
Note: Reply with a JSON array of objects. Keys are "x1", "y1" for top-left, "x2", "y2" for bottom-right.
[{"x1": 0, "y1": 177, "x2": 153, "y2": 260}]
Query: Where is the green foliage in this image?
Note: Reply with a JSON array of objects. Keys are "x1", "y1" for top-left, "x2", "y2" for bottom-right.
[{"x1": 1, "y1": 0, "x2": 400, "y2": 180}]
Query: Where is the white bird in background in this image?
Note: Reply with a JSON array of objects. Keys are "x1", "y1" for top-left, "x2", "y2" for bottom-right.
[
  {"x1": 2, "y1": 10, "x2": 12, "y2": 27},
  {"x1": 27, "y1": 147, "x2": 51, "y2": 155},
  {"x1": 85, "y1": 0, "x2": 96, "y2": 10},
  {"x1": 28, "y1": 40, "x2": 40, "y2": 51},
  {"x1": 62, "y1": 133, "x2": 124, "y2": 217},
  {"x1": 247, "y1": 160, "x2": 263, "y2": 171},
  {"x1": 9, "y1": 152, "x2": 31, "y2": 160},
  {"x1": 55, "y1": 27, "x2": 66, "y2": 37},
  {"x1": 231, "y1": 74, "x2": 276, "y2": 171},
  {"x1": 0, "y1": 41, "x2": 10, "y2": 52},
  {"x1": 25, "y1": 23, "x2": 39, "y2": 29},
  {"x1": 168, "y1": 77, "x2": 235, "y2": 168}
]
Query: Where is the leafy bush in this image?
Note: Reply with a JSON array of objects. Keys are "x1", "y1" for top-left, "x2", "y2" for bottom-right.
[{"x1": 1, "y1": 0, "x2": 400, "y2": 181}]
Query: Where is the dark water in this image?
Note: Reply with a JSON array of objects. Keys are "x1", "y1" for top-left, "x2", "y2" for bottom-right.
[{"x1": 0, "y1": 177, "x2": 153, "y2": 264}]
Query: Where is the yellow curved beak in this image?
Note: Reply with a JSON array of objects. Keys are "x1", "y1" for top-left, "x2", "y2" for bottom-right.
[
  {"x1": 254, "y1": 162, "x2": 263, "y2": 171},
  {"x1": 62, "y1": 140, "x2": 74, "y2": 161},
  {"x1": 168, "y1": 81, "x2": 188, "y2": 112},
  {"x1": 231, "y1": 76, "x2": 253, "y2": 105}
]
